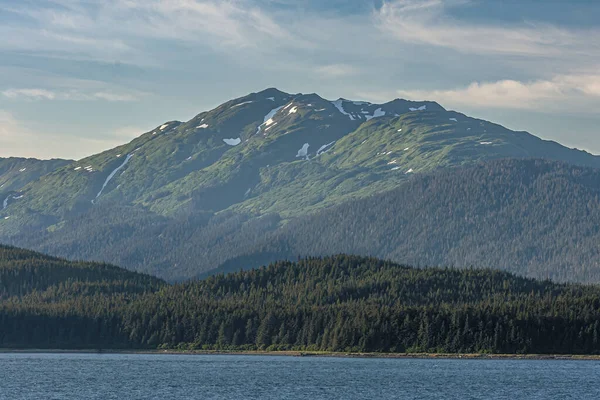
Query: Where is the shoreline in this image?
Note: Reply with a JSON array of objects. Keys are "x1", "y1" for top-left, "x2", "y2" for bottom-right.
[{"x1": 2, "y1": 349, "x2": 600, "y2": 361}]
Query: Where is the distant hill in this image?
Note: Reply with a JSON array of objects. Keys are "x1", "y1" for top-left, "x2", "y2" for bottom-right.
[
  {"x1": 1, "y1": 88, "x2": 600, "y2": 281},
  {"x1": 0, "y1": 244, "x2": 164, "y2": 300},
  {"x1": 1, "y1": 252, "x2": 600, "y2": 354}
]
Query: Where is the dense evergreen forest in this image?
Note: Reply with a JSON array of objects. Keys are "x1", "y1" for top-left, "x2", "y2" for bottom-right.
[
  {"x1": 6, "y1": 159, "x2": 600, "y2": 283},
  {"x1": 2, "y1": 245, "x2": 600, "y2": 354}
]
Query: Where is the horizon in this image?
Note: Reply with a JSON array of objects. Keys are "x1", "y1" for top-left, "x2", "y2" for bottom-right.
[{"x1": 1, "y1": 0, "x2": 599, "y2": 159}]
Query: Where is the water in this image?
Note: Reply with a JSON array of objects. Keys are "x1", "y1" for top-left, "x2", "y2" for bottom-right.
[{"x1": 0, "y1": 353, "x2": 599, "y2": 399}]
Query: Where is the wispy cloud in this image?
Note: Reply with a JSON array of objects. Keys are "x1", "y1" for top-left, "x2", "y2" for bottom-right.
[
  {"x1": 116, "y1": 0, "x2": 294, "y2": 48},
  {"x1": 2, "y1": 87, "x2": 145, "y2": 102},
  {"x1": 375, "y1": 0, "x2": 600, "y2": 59},
  {"x1": 0, "y1": 0, "x2": 301, "y2": 67},
  {"x1": 396, "y1": 74, "x2": 600, "y2": 111},
  {"x1": 2, "y1": 88, "x2": 57, "y2": 100}
]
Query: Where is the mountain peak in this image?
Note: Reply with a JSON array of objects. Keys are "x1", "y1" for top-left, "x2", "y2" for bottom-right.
[{"x1": 254, "y1": 87, "x2": 290, "y2": 98}]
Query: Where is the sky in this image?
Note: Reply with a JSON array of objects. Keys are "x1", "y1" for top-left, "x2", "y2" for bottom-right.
[{"x1": 0, "y1": 0, "x2": 599, "y2": 160}]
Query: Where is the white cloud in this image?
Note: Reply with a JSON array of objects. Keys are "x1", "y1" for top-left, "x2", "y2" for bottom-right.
[
  {"x1": 396, "y1": 74, "x2": 600, "y2": 111},
  {"x1": 92, "y1": 92, "x2": 141, "y2": 102},
  {"x1": 376, "y1": 0, "x2": 600, "y2": 59},
  {"x1": 2, "y1": 87, "x2": 144, "y2": 102},
  {"x1": 2, "y1": 88, "x2": 57, "y2": 100}
]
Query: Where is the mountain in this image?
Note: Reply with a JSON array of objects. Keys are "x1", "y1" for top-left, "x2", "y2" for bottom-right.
[
  {"x1": 1, "y1": 88, "x2": 600, "y2": 281},
  {"x1": 2, "y1": 252, "x2": 600, "y2": 354}
]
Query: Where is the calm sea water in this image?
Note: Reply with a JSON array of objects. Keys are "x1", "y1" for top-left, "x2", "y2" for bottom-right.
[{"x1": 0, "y1": 353, "x2": 599, "y2": 399}]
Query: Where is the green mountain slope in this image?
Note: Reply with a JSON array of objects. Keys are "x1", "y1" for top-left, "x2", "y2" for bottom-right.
[
  {"x1": 0, "y1": 157, "x2": 71, "y2": 210},
  {"x1": 1, "y1": 88, "x2": 597, "y2": 230},
  {"x1": 1, "y1": 89, "x2": 600, "y2": 281},
  {"x1": 2, "y1": 252, "x2": 600, "y2": 354}
]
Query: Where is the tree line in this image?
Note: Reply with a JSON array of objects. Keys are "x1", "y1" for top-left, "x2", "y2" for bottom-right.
[{"x1": 1, "y1": 248, "x2": 600, "y2": 354}]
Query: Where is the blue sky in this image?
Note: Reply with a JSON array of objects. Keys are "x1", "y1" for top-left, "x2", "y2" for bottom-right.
[{"x1": 0, "y1": 0, "x2": 599, "y2": 159}]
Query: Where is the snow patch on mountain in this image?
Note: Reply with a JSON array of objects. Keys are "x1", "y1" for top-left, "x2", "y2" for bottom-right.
[
  {"x1": 3, "y1": 196, "x2": 9, "y2": 210},
  {"x1": 316, "y1": 141, "x2": 335, "y2": 156},
  {"x1": 197, "y1": 124, "x2": 209, "y2": 129},
  {"x1": 296, "y1": 143, "x2": 310, "y2": 160},
  {"x1": 223, "y1": 138, "x2": 242, "y2": 146},
  {"x1": 266, "y1": 97, "x2": 275, "y2": 101},
  {"x1": 256, "y1": 105, "x2": 285, "y2": 135},
  {"x1": 409, "y1": 105, "x2": 427, "y2": 111},
  {"x1": 365, "y1": 108, "x2": 386, "y2": 121},
  {"x1": 95, "y1": 154, "x2": 133, "y2": 201},
  {"x1": 449, "y1": 118, "x2": 458, "y2": 122},
  {"x1": 288, "y1": 106, "x2": 298, "y2": 114},
  {"x1": 233, "y1": 101, "x2": 253, "y2": 108},
  {"x1": 406, "y1": 168, "x2": 414, "y2": 174},
  {"x1": 331, "y1": 99, "x2": 355, "y2": 120},
  {"x1": 480, "y1": 141, "x2": 493, "y2": 145},
  {"x1": 159, "y1": 124, "x2": 169, "y2": 130},
  {"x1": 19, "y1": 168, "x2": 26, "y2": 172}
]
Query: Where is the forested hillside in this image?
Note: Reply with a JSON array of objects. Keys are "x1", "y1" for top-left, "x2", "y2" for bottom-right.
[
  {"x1": 1, "y1": 253, "x2": 600, "y2": 354},
  {"x1": 10, "y1": 159, "x2": 600, "y2": 283},
  {"x1": 255, "y1": 158, "x2": 600, "y2": 283},
  {"x1": 0, "y1": 245, "x2": 164, "y2": 300}
]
